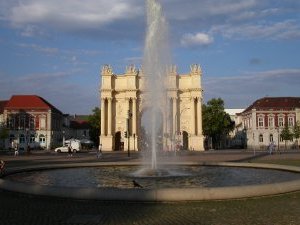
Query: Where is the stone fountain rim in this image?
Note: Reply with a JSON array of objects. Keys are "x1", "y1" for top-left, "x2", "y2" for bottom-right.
[{"x1": 1, "y1": 162, "x2": 300, "y2": 201}]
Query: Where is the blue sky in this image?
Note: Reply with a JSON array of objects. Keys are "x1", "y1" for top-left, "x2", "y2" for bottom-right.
[{"x1": 0, "y1": 0, "x2": 300, "y2": 114}]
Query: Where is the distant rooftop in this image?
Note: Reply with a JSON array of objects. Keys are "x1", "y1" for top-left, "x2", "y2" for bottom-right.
[
  {"x1": 5, "y1": 95, "x2": 62, "y2": 114},
  {"x1": 225, "y1": 109, "x2": 244, "y2": 115},
  {"x1": 0, "y1": 100, "x2": 8, "y2": 114},
  {"x1": 243, "y1": 97, "x2": 300, "y2": 113}
]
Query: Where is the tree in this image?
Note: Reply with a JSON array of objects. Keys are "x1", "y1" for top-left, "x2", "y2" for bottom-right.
[
  {"x1": 202, "y1": 98, "x2": 235, "y2": 149},
  {"x1": 0, "y1": 123, "x2": 9, "y2": 149},
  {"x1": 88, "y1": 107, "x2": 100, "y2": 147},
  {"x1": 280, "y1": 124, "x2": 293, "y2": 150},
  {"x1": 293, "y1": 121, "x2": 300, "y2": 149}
]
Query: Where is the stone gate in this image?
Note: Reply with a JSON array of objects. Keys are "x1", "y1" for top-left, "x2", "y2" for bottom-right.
[{"x1": 99, "y1": 64, "x2": 204, "y2": 151}]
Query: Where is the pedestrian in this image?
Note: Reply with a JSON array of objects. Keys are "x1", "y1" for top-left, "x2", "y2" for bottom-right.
[
  {"x1": 68, "y1": 145, "x2": 73, "y2": 157},
  {"x1": 97, "y1": 144, "x2": 102, "y2": 158},
  {"x1": 27, "y1": 144, "x2": 31, "y2": 155},
  {"x1": 269, "y1": 141, "x2": 275, "y2": 155},
  {"x1": 14, "y1": 143, "x2": 19, "y2": 156},
  {"x1": 0, "y1": 160, "x2": 5, "y2": 174}
]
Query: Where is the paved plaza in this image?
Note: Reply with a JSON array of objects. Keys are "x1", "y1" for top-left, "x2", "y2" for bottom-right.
[{"x1": 1, "y1": 149, "x2": 300, "y2": 225}]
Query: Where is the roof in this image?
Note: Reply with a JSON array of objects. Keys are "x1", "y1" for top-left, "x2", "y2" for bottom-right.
[
  {"x1": 69, "y1": 114, "x2": 91, "y2": 129},
  {"x1": 70, "y1": 120, "x2": 91, "y2": 129},
  {"x1": 5, "y1": 95, "x2": 62, "y2": 114},
  {"x1": 225, "y1": 109, "x2": 244, "y2": 116},
  {"x1": 0, "y1": 100, "x2": 8, "y2": 113},
  {"x1": 243, "y1": 97, "x2": 300, "y2": 113}
]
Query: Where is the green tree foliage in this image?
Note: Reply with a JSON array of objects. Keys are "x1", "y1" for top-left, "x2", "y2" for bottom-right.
[
  {"x1": 0, "y1": 123, "x2": 9, "y2": 149},
  {"x1": 88, "y1": 107, "x2": 100, "y2": 146},
  {"x1": 293, "y1": 121, "x2": 300, "y2": 149},
  {"x1": 280, "y1": 124, "x2": 293, "y2": 150},
  {"x1": 202, "y1": 98, "x2": 234, "y2": 149},
  {"x1": 0, "y1": 123, "x2": 9, "y2": 140}
]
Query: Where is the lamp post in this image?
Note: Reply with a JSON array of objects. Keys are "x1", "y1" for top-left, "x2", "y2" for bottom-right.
[
  {"x1": 277, "y1": 127, "x2": 281, "y2": 154},
  {"x1": 133, "y1": 133, "x2": 136, "y2": 151},
  {"x1": 25, "y1": 128, "x2": 29, "y2": 154},
  {"x1": 62, "y1": 130, "x2": 65, "y2": 146},
  {"x1": 127, "y1": 110, "x2": 132, "y2": 157}
]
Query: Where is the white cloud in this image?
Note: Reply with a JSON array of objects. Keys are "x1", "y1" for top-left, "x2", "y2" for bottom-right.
[
  {"x1": 162, "y1": 0, "x2": 259, "y2": 21},
  {"x1": 210, "y1": 20, "x2": 300, "y2": 40},
  {"x1": 19, "y1": 25, "x2": 47, "y2": 37},
  {"x1": 1, "y1": 0, "x2": 300, "y2": 42},
  {"x1": 4, "y1": 0, "x2": 143, "y2": 32},
  {"x1": 18, "y1": 43, "x2": 59, "y2": 55},
  {"x1": 204, "y1": 68, "x2": 300, "y2": 107},
  {"x1": 0, "y1": 69, "x2": 96, "y2": 114},
  {"x1": 181, "y1": 33, "x2": 214, "y2": 47}
]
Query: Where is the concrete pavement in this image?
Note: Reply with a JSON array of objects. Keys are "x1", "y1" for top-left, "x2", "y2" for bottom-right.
[{"x1": 1, "y1": 149, "x2": 300, "y2": 225}]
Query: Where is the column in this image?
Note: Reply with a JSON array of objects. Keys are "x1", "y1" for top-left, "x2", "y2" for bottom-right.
[
  {"x1": 132, "y1": 98, "x2": 137, "y2": 135},
  {"x1": 197, "y1": 98, "x2": 202, "y2": 135},
  {"x1": 191, "y1": 97, "x2": 195, "y2": 135},
  {"x1": 101, "y1": 98, "x2": 105, "y2": 136},
  {"x1": 172, "y1": 98, "x2": 177, "y2": 135},
  {"x1": 108, "y1": 98, "x2": 112, "y2": 136},
  {"x1": 126, "y1": 98, "x2": 130, "y2": 133},
  {"x1": 168, "y1": 98, "x2": 172, "y2": 136}
]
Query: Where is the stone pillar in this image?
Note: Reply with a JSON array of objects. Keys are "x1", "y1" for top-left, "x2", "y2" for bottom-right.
[
  {"x1": 126, "y1": 98, "x2": 130, "y2": 133},
  {"x1": 101, "y1": 98, "x2": 105, "y2": 136},
  {"x1": 172, "y1": 98, "x2": 177, "y2": 135},
  {"x1": 191, "y1": 97, "x2": 195, "y2": 135},
  {"x1": 132, "y1": 98, "x2": 137, "y2": 135},
  {"x1": 108, "y1": 98, "x2": 112, "y2": 136},
  {"x1": 197, "y1": 97, "x2": 202, "y2": 135}
]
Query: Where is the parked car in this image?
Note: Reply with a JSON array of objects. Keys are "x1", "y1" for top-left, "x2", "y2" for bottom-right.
[
  {"x1": 55, "y1": 139, "x2": 82, "y2": 153},
  {"x1": 54, "y1": 146, "x2": 71, "y2": 153}
]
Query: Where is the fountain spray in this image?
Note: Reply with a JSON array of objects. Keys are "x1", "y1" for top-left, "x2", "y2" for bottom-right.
[{"x1": 143, "y1": 0, "x2": 171, "y2": 169}]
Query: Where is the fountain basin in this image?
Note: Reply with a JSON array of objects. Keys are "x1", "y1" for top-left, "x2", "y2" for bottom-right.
[{"x1": 1, "y1": 162, "x2": 300, "y2": 201}]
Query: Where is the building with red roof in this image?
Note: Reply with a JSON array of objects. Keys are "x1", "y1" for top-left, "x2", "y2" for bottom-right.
[
  {"x1": 0, "y1": 100, "x2": 8, "y2": 124},
  {"x1": 0, "y1": 100, "x2": 9, "y2": 149},
  {"x1": 240, "y1": 97, "x2": 300, "y2": 150},
  {"x1": 3, "y1": 95, "x2": 64, "y2": 150}
]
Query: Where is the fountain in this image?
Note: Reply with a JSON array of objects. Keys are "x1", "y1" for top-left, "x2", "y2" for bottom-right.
[
  {"x1": 0, "y1": 0, "x2": 300, "y2": 201},
  {"x1": 141, "y1": 0, "x2": 171, "y2": 172}
]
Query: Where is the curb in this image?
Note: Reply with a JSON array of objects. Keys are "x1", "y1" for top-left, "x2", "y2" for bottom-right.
[{"x1": 1, "y1": 162, "x2": 300, "y2": 201}]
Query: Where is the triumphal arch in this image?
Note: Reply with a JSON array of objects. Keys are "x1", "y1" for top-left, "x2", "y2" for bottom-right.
[{"x1": 99, "y1": 64, "x2": 204, "y2": 151}]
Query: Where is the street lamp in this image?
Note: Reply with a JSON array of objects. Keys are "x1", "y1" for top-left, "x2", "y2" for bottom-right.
[
  {"x1": 133, "y1": 133, "x2": 136, "y2": 151},
  {"x1": 277, "y1": 126, "x2": 281, "y2": 154},
  {"x1": 62, "y1": 130, "x2": 65, "y2": 145},
  {"x1": 25, "y1": 128, "x2": 29, "y2": 154},
  {"x1": 127, "y1": 110, "x2": 132, "y2": 157}
]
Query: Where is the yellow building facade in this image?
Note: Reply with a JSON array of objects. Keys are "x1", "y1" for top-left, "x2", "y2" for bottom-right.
[{"x1": 100, "y1": 64, "x2": 204, "y2": 152}]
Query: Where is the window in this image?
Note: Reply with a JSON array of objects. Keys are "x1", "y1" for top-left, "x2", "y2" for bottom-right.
[
  {"x1": 280, "y1": 136, "x2": 283, "y2": 142},
  {"x1": 278, "y1": 117, "x2": 284, "y2": 127},
  {"x1": 20, "y1": 115, "x2": 25, "y2": 129},
  {"x1": 40, "y1": 118, "x2": 46, "y2": 129},
  {"x1": 259, "y1": 134, "x2": 263, "y2": 143},
  {"x1": 7, "y1": 117, "x2": 15, "y2": 129},
  {"x1": 29, "y1": 116, "x2": 35, "y2": 130},
  {"x1": 19, "y1": 134, "x2": 25, "y2": 143},
  {"x1": 268, "y1": 117, "x2": 274, "y2": 128},
  {"x1": 39, "y1": 134, "x2": 45, "y2": 143},
  {"x1": 269, "y1": 134, "x2": 273, "y2": 142},
  {"x1": 288, "y1": 117, "x2": 294, "y2": 127},
  {"x1": 30, "y1": 134, "x2": 35, "y2": 143},
  {"x1": 9, "y1": 134, "x2": 15, "y2": 144},
  {"x1": 258, "y1": 117, "x2": 264, "y2": 128}
]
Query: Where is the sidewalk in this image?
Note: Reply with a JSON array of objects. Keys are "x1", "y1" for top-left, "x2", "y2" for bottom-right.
[{"x1": 0, "y1": 150, "x2": 300, "y2": 225}]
